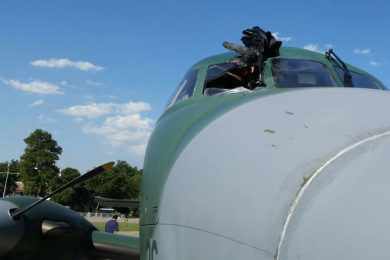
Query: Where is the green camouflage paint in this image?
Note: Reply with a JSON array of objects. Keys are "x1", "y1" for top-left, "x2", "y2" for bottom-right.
[{"x1": 139, "y1": 47, "x2": 384, "y2": 258}]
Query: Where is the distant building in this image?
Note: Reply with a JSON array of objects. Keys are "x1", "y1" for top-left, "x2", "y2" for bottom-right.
[
  {"x1": 15, "y1": 181, "x2": 24, "y2": 194},
  {"x1": 94, "y1": 196, "x2": 139, "y2": 209}
]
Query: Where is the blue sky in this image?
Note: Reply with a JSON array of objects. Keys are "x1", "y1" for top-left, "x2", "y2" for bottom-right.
[{"x1": 1, "y1": 0, "x2": 389, "y2": 171}]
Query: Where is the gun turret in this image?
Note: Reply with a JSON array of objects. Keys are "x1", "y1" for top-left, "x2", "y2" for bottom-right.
[{"x1": 223, "y1": 26, "x2": 282, "y2": 86}]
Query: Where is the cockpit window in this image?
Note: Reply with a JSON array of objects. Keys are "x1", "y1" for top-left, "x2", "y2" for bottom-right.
[
  {"x1": 203, "y1": 62, "x2": 259, "y2": 96},
  {"x1": 334, "y1": 67, "x2": 383, "y2": 89},
  {"x1": 272, "y1": 58, "x2": 336, "y2": 88},
  {"x1": 167, "y1": 69, "x2": 198, "y2": 108}
]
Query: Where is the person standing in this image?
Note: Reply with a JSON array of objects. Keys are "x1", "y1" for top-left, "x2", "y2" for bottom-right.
[{"x1": 105, "y1": 215, "x2": 119, "y2": 233}]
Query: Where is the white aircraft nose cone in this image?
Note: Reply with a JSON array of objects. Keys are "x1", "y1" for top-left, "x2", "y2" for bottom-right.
[
  {"x1": 150, "y1": 88, "x2": 390, "y2": 260},
  {"x1": 0, "y1": 200, "x2": 24, "y2": 255}
]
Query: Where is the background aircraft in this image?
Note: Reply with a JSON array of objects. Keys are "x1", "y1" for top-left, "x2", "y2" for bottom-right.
[
  {"x1": 0, "y1": 27, "x2": 388, "y2": 260},
  {"x1": 0, "y1": 162, "x2": 139, "y2": 260}
]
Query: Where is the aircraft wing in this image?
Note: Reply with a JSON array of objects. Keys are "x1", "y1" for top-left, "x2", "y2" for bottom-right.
[{"x1": 92, "y1": 231, "x2": 140, "y2": 260}]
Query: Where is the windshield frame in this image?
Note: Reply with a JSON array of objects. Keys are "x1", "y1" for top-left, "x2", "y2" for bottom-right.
[
  {"x1": 271, "y1": 57, "x2": 338, "y2": 88},
  {"x1": 332, "y1": 65, "x2": 385, "y2": 90},
  {"x1": 166, "y1": 68, "x2": 199, "y2": 109}
]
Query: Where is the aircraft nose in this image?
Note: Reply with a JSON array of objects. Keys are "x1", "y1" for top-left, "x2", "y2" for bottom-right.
[{"x1": 0, "y1": 199, "x2": 24, "y2": 256}]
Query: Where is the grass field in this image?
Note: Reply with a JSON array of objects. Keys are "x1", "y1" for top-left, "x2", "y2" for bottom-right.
[{"x1": 92, "y1": 221, "x2": 139, "y2": 232}]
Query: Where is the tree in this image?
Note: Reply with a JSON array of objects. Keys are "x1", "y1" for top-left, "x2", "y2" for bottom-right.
[
  {"x1": 52, "y1": 168, "x2": 94, "y2": 211},
  {"x1": 52, "y1": 167, "x2": 81, "y2": 206},
  {"x1": 20, "y1": 129, "x2": 62, "y2": 197},
  {"x1": 86, "y1": 160, "x2": 142, "y2": 200},
  {"x1": 0, "y1": 160, "x2": 20, "y2": 195},
  {"x1": 7, "y1": 160, "x2": 20, "y2": 173},
  {"x1": 129, "y1": 171, "x2": 142, "y2": 198}
]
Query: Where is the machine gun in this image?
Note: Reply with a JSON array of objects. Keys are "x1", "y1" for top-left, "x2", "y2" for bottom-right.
[{"x1": 223, "y1": 26, "x2": 282, "y2": 88}]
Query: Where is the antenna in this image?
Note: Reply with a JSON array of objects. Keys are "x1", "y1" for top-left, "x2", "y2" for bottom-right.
[{"x1": 325, "y1": 49, "x2": 353, "y2": 87}]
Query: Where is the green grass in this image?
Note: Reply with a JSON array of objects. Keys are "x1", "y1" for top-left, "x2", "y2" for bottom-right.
[{"x1": 92, "y1": 221, "x2": 139, "y2": 232}]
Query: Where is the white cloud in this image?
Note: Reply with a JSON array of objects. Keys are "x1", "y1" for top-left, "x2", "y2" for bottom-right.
[
  {"x1": 83, "y1": 114, "x2": 153, "y2": 155},
  {"x1": 369, "y1": 61, "x2": 381, "y2": 67},
  {"x1": 354, "y1": 48, "x2": 371, "y2": 55},
  {"x1": 61, "y1": 100, "x2": 153, "y2": 157},
  {"x1": 130, "y1": 144, "x2": 148, "y2": 156},
  {"x1": 272, "y1": 32, "x2": 293, "y2": 42},
  {"x1": 31, "y1": 58, "x2": 103, "y2": 71},
  {"x1": 2, "y1": 79, "x2": 63, "y2": 95},
  {"x1": 30, "y1": 99, "x2": 45, "y2": 107},
  {"x1": 60, "y1": 103, "x2": 113, "y2": 118},
  {"x1": 60, "y1": 101, "x2": 151, "y2": 118},
  {"x1": 104, "y1": 114, "x2": 153, "y2": 130},
  {"x1": 303, "y1": 44, "x2": 321, "y2": 53},
  {"x1": 118, "y1": 102, "x2": 152, "y2": 114},
  {"x1": 303, "y1": 43, "x2": 334, "y2": 53}
]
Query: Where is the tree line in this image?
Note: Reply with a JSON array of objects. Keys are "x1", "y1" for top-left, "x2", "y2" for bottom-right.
[{"x1": 1, "y1": 129, "x2": 142, "y2": 212}]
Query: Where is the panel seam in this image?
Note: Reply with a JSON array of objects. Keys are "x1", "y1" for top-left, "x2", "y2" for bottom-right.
[
  {"x1": 275, "y1": 130, "x2": 390, "y2": 260},
  {"x1": 159, "y1": 222, "x2": 274, "y2": 257}
]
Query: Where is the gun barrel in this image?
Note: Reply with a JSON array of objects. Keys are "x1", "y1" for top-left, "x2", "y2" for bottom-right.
[{"x1": 222, "y1": 41, "x2": 248, "y2": 55}]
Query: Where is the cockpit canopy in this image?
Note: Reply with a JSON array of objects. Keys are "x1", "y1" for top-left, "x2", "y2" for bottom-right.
[{"x1": 167, "y1": 47, "x2": 385, "y2": 108}]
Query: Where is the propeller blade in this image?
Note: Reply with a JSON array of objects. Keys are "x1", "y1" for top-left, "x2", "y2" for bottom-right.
[{"x1": 11, "y1": 162, "x2": 114, "y2": 219}]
